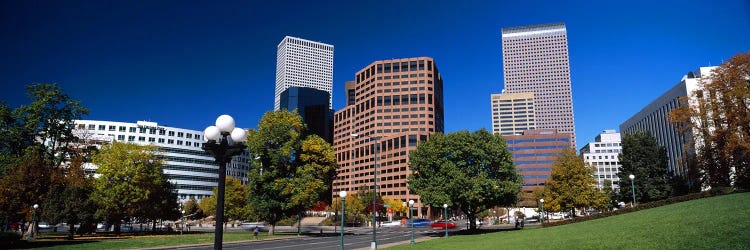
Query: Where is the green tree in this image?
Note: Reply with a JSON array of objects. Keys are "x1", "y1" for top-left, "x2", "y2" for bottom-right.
[
  {"x1": 245, "y1": 110, "x2": 337, "y2": 235},
  {"x1": 669, "y1": 52, "x2": 750, "y2": 189},
  {"x1": 617, "y1": 131, "x2": 672, "y2": 203},
  {"x1": 91, "y1": 142, "x2": 166, "y2": 236},
  {"x1": 41, "y1": 156, "x2": 97, "y2": 239},
  {"x1": 199, "y1": 177, "x2": 251, "y2": 226},
  {"x1": 408, "y1": 129, "x2": 521, "y2": 230},
  {"x1": 184, "y1": 197, "x2": 204, "y2": 220},
  {"x1": 541, "y1": 149, "x2": 608, "y2": 216}
]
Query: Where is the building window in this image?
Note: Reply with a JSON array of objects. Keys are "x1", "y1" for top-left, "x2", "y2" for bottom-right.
[
  {"x1": 108, "y1": 125, "x2": 116, "y2": 131},
  {"x1": 169, "y1": 131, "x2": 175, "y2": 136},
  {"x1": 148, "y1": 137, "x2": 155, "y2": 142},
  {"x1": 177, "y1": 132, "x2": 184, "y2": 138},
  {"x1": 130, "y1": 127, "x2": 136, "y2": 133},
  {"x1": 128, "y1": 136, "x2": 135, "y2": 142},
  {"x1": 119, "y1": 126, "x2": 126, "y2": 132},
  {"x1": 117, "y1": 135, "x2": 125, "y2": 141},
  {"x1": 98, "y1": 125, "x2": 106, "y2": 131},
  {"x1": 138, "y1": 136, "x2": 145, "y2": 142}
]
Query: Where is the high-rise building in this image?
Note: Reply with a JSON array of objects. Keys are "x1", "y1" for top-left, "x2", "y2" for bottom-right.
[
  {"x1": 280, "y1": 87, "x2": 334, "y2": 143},
  {"x1": 505, "y1": 129, "x2": 571, "y2": 194},
  {"x1": 491, "y1": 92, "x2": 536, "y2": 135},
  {"x1": 580, "y1": 130, "x2": 622, "y2": 190},
  {"x1": 500, "y1": 22, "x2": 576, "y2": 146},
  {"x1": 620, "y1": 66, "x2": 717, "y2": 176},
  {"x1": 71, "y1": 120, "x2": 251, "y2": 201},
  {"x1": 275, "y1": 36, "x2": 334, "y2": 110},
  {"x1": 332, "y1": 57, "x2": 444, "y2": 217}
]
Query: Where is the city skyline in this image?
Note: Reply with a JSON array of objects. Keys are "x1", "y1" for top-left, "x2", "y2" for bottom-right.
[{"x1": 1, "y1": 1, "x2": 749, "y2": 149}]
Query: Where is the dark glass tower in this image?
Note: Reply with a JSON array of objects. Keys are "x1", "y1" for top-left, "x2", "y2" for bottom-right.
[{"x1": 280, "y1": 87, "x2": 334, "y2": 143}]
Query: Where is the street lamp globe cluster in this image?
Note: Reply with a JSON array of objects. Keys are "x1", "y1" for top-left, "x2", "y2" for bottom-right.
[{"x1": 202, "y1": 114, "x2": 247, "y2": 250}]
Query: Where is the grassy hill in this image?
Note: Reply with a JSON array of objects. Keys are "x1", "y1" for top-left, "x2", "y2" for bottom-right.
[{"x1": 389, "y1": 192, "x2": 750, "y2": 249}]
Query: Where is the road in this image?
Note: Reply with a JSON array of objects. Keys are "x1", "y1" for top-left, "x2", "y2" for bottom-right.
[{"x1": 166, "y1": 226, "x2": 462, "y2": 250}]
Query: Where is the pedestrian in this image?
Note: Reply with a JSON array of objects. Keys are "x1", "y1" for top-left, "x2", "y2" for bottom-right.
[{"x1": 253, "y1": 226, "x2": 259, "y2": 240}]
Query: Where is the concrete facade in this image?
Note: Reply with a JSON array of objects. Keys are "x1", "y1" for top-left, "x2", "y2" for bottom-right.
[
  {"x1": 580, "y1": 130, "x2": 622, "y2": 190},
  {"x1": 620, "y1": 66, "x2": 716, "y2": 176},
  {"x1": 491, "y1": 92, "x2": 536, "y2": 136},
  {"x1": 72, "y1": 120, "x2": 251, "y2": 201}
]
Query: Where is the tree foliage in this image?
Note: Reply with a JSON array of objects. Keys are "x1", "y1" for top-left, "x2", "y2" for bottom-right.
[
  {"x1": 408, "y1": 129, "x2": 521, "y2": 230},
  {"x1": 0, "y1": 148, "x2": 51, "y2": 224},
  {"x1": 541, "y1": 149, "x2": 609, "y2": 215},
  {"x1": 184, "y1": 197, "x2": 204, "y2": 220},
  {"x1": 617, "y1": 131, "x2": 672, "y2": 203},
  {"x1": 41, "y1": 156, "x2": 96, "y2": 239},
  {"x1": 199, "y1": 177, "x2": 250, "y2": 222},
  {"x1": 91, "y1": 142, "x2": 172, "y2": 235},
  {"x1": 245, "y1": 110, "x2": 337, "y2": 235},
  {"x1": 669, "y1": 52, "x2": 750, "y2": 189}
]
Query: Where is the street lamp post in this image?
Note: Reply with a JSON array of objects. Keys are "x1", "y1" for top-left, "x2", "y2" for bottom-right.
[
  {"x1": 350, "y1": 133, "x2": 381, "y2": 249},
  {"x1": 202, "y1": 115, "x2": 247, "y2": 250},
  {"x1": 181, "y1": 210, "x2": 185, "y2": 236},
  {"x1": 339, "y1": 191, "x2": 347, "y2": 250},
  {"x1": 30, "y1": 204, "x2": 38, "y2": 240},
  {"x1": 629, "y1": 174, "x2": 636, "y2": 208},
  {"x1": 443, "y1": 204, "x2": 448, "y2": 238},
  {"x1": 409, "y1": 200, "x2": 415, "y2": 245},
  {"x1": 539, "y1": 199, "x2": 545, "y2": 224}
]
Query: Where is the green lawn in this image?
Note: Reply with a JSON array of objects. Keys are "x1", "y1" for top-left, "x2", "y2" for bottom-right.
[
  {"x1": 8, "y1": 231, "x2": 288, "y2": 249},
  {"x1": 389, "y1": 192, "x2": 750, "y2": 249}
]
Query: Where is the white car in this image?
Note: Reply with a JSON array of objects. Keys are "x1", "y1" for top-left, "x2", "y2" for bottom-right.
[
  {"x1": 380, "y1": 221, "x2": 402, "y2": 227},
  {"x1": 240, "y1": 222, "x2": 268, "y2": 231}
]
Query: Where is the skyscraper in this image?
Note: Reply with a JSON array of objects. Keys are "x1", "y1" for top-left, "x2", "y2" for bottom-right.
[
  {"x1": 279, "y1": 87, "x2": 334, "y2": 143},
  {"x1": 500, "y1": 22, "x2": 576, "y2": 146},
  {"x1": 275, "y1": 36, "x2": 334, "y2": 110},
  {"x1": 491, "y1": 91, "x2": 536, "y2": 135},
  {"x1": 332, "y1": 57, "x2": 444, "y2": 217}
]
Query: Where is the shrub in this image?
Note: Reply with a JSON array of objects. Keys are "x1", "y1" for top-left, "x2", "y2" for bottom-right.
[{"x1": 542, "y1": 187, "x2": 736, "y2": 227}]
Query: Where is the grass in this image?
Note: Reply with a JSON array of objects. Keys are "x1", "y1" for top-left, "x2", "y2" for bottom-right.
[
  {"x1": 388, "y1": 192, "x2": 750, "y2": 250},
  {"x1": 3, "y1": 231, "x2": 290, "y2": 249}
]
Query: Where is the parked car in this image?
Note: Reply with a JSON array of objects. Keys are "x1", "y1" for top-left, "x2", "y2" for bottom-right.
[
  {"x1": 381, "y1": 221, "x2": 402, "y2": 227},
  {"x1": 406, "y1": 218, "x2": 431, "y2": 227},
  {"x1": 430, "y1": 220, "x2": 457, "y2": 229}
]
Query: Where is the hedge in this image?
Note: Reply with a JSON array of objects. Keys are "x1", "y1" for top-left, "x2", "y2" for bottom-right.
[{"x1": 541, "y1": 187, "x2": 737, "y2": 227}]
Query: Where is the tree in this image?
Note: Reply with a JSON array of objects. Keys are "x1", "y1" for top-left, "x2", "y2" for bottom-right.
[
  {"x1": 91, "y1": 142, "x2": 166, "y2": 236},
  {"x1": 0, "y1": 148, "x2": 50, "y2": 228},
  {"x1": 382, "y1": 196, "x2": 408, "y2": 217},
  {"x1": 617, "y1": 131, "x2": 672, "y2": 203},
  {"x1": 245, "y1": 110, "x2": 337, "y2": 235},
  {"x1": 41, "y1": 156, "x2": 97, "y2": 239},
  {"x1": 199, "y1": 177, "x2": 251, "y2": 225},
  {"x1": 184, "y1": 197, "x2": 204, "y2": 220},
  {"x1": 408, "y1": 129, "x2": 522, "y2": 230},
  {"x1": 540, "y1": 149, "x2": 608, "y2": 216},
  {"x1": 0, "y1": 83, "x2": 88, "y2": 175},
  {"x1": 669, "y1": 52, "x2": 750, "y2": 189}
]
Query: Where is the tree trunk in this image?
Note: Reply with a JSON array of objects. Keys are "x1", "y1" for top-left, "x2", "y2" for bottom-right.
[
  {"x1": 467, "y1": 214, "x2": 477, "y2": 230},
  {"x1": 68, "y1": 224, "x2": 75, "y2": 240},
  {"x1": 269, "y1": 224, "x2": 275, "y2": 235},
  {"x1": 114, "y1": 222, "x2": 121, "y2": 236}
]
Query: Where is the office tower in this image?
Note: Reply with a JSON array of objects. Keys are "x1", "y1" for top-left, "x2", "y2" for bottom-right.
[
  {"x1": 580, "y1": 130, "x2": 622, "y2": 190},
  {"x1": 504, "y1": 129, "x2": 571, "y2": 194},
  {"x1": 332, "y1": 57, "x2": 444, "y2": 217},
  {"x1": 275, "y1": 36, "x2": 334, "y2": 110},
  {"x1": 501, "y1": 22, "x2": 576, "y2": 146},
  {"x1": 279, "y1": 87, "x2": 334, "y2": 143},
  {"x1": 491, "y1": 92, "x2": 536, "y2": 135},
  {"x1": 71, "y1": 120, "x2": 251, "y2": 201},
  {"x1": 620, "y1": 66, "x2": 717, "y2": 176}
]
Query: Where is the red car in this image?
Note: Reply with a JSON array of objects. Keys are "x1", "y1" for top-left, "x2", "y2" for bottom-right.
[{"x1": 430, "y1": 220, "x2": 457, "y2": 229}]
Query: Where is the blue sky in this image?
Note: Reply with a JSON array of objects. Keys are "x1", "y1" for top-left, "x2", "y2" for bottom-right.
[{"x1": 1, "y1": 0, "x2": 748, "y2": 149}]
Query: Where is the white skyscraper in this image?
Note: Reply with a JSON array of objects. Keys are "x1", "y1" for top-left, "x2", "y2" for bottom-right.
[
  {"x1": 275, "y1": 36, "x2": 334, "y2": 110},
  {"x1": 500, "y1": 23, "x2": 576, "y2": 146}
]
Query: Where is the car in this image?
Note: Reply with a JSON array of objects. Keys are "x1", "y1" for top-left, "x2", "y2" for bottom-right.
[
  {"x1": 430, "y1": 220, "x2": 456, "y2": 229},
  {"x1": 381, "y1": 221, "x2": 402, "y2": 227},
  {"x1": 406, "y1": 218, "x2": 431, "y2": 227}
]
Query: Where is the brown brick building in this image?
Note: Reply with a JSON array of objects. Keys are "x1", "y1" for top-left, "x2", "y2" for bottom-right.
[
  {"x1": 332, "y1": 57, "x2": 444, "y2": 217},
  {"x1": 504, "y1": 129, "x2": 571, "y2": 194}
]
